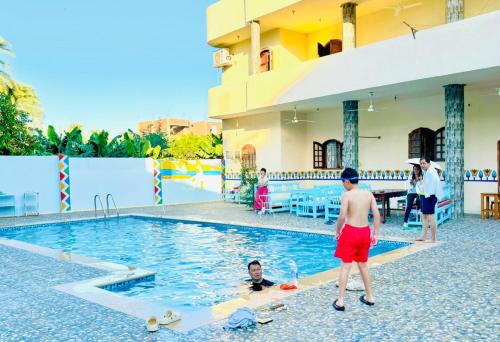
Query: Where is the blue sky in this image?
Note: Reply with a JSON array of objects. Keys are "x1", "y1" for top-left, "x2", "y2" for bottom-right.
[{"x1": 0, "y1": 0, "x2": 219, "y2": 135}]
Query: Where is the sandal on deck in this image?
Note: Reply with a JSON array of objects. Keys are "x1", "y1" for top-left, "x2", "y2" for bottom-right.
[
  {"x1": 159, "y1": 310, "x2": 181, "y2": 325},
  {"x1": 359, "y1": 295, "x2": 375, "y2": 306},
  {"x1": 332, "y1": 299, "x2": 345, "y2": 311}
]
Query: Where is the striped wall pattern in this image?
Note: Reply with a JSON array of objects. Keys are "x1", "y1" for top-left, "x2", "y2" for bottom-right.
[
  {"x1": 58, "y1": 155, "x2": 71, "y2": 212},
  {"x1": 153, "y1": 159, "x2": 163, "y2": 205}
]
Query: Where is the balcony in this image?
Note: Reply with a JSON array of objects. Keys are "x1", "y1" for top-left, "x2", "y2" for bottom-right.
[
  {"x1": 208, "y1": 11, "x2": 500, "y2": 119},
  {"x1": 208, "y1": 58, "x2": 321, "y2": 118}
]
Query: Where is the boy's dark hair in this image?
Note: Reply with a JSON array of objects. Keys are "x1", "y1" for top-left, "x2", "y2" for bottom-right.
[
  {"x1": 341, "y1": 168, "x2": 359, "y2": 184},
  {"x1": 260, "y1": 168, "x2": 266, "y2": 173},
  {"x1": 420, "y1": 156, "x2": 431, "y2": 163},
  {"x1": 247, "y1": 260, "x2": 261, "y2": 270}
]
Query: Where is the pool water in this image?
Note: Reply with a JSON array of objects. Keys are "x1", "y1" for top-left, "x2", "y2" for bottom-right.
[{"x1": 0, "y1": 216, "x2": 410, "y2": 311}]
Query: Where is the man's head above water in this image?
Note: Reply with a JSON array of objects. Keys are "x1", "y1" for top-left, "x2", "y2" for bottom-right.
[{"x1": 247, "y1": 260, "x2": 263, "y2": 283}]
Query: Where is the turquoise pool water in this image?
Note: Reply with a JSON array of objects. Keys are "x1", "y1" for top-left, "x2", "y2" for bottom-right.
[{"x1": 0, "y1": 216, "x2": 410, "y2": 311}]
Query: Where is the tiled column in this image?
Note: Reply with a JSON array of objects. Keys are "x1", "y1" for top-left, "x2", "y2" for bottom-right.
[
  {"x1": 341, "y1": 2, "x2": 357, "y2": 51},
  {"x1": 250, "y1": 20, "x2": 261, "y2": 75},
  {"x1": 445, "y1": 84, "x2": 465, "y2": 218},
  {"x1": 343, "y1": 100, "x2": 359, "y2": 170},
  {"x1": 447, "y1": 0, "x2": 464, "y2": 23}
]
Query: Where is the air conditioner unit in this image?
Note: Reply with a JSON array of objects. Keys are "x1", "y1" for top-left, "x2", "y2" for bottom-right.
[{"x1": 213, "y1": 48, "x2": 232, "y2": 68}]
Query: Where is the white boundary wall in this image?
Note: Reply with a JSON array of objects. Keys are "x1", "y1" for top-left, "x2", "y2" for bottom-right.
[
  {"x1": 0, "y1": 156, "x2": 60, "y2": 215},
  {"x1": 0, "y1": 157, "x2": 223, "y2": 216}
]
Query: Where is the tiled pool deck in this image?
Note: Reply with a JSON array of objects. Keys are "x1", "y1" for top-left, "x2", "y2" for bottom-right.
[{"x1": 0, "y1": 202, "x2": 498, "y2": 341}]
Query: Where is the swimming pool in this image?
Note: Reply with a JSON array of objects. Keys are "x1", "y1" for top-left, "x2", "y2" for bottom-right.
[{"x1": 0, "y1": 216, "x2": 410, "y2": 312}]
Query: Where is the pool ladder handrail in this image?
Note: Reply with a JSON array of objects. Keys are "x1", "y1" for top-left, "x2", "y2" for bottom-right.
[
  {"x1": 94, "y1": 195, "x2": 107, "y2": 218},
  {"x1": 106, "y1": 194, "x2": 120, "y2": 217}
]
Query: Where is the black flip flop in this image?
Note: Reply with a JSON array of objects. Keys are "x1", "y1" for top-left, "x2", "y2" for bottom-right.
[
  {"x1": 332, "y1": 299, "x2": 345, "y2": 311},
  {"x1": 359, "y1": 295, "x2": 375, "y2": 306}
]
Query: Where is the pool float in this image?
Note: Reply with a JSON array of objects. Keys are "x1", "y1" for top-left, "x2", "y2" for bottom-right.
[{"x1": 279, "y1": 284, "x2": 297, "y2": 290}]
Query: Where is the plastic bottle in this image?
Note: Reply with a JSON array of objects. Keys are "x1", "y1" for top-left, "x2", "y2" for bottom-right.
[{"x1": 289, "y1": 260, "x2": 298, "y2": 287}]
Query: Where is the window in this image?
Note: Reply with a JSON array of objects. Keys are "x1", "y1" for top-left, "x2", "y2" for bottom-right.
[
  {"x1": 325, "y1": 140, "x2": 343, "y2": 169},
  {"x1": 241, "y1": 144, "x2": 256, "y2": 169},
  {"x1": 408, "y1": 128, "x2": 435, "y2": 160},
  {"x1": 313, "y1": 139, "x2": 343, "y2": 169},
  {"x1": 260, "y1": 50, "x2": 271, "y2": 72},
  {"x1": 434, "y1": 127, "x2": 445, "y2": 161},
  {"x1": 313, "y1": 142, "x2": 324, "y2": 169}
]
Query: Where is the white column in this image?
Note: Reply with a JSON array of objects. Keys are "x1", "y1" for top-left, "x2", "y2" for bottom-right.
[
  {"x1": 447, "y1": 0, "x2": 464, "y2": 23},
  {"x1": 250, "y1": 20, "x2": 261, "y2": 75},
  {"x1": 341, "y1": 3, "x2": 357, "y2": 51}
]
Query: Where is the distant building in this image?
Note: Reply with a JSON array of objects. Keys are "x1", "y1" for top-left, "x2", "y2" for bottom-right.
[{"x1": 138, "y1": 118, "x2": 221, "y2": 137}]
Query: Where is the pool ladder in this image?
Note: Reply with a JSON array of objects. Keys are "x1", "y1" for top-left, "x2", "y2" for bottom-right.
[
  {"x1": 94, "y1": 195, "x2": 107, "y2": 218},
  {"x1": 94, "y1": 194, "x2": 119, "y2": 218},
  {"x1": 106, "y1": 194, "x2": 120, "y2": 217}
]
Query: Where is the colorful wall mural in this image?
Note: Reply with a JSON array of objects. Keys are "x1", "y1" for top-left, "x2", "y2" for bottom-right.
[{"x1": 160, "y1": 159, "x2": 223, "y2": 205}]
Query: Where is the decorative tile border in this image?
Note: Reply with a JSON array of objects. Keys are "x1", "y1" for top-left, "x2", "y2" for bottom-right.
[
  {"x1": 225, "y1": 168, "x2": 497, "y2": 182},
  {"x1": 153, "y1": 159, "x2": 163, "y2": 205},
  {"x1": 58, "y1": 155, "x2": 71, "y2": 212},
  {"x1": 99, "y1": 274, "x2": 155, "y2": 292}
]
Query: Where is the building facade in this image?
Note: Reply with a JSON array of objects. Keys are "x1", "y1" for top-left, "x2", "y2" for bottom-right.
[{"x1": 206, "y1": 0, "x2": 500, "y2": 214}]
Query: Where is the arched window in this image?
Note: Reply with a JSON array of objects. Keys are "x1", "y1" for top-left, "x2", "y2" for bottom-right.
[
  {"x1": 313, "y1": 139, "x2": 343, "y2": 169},
  {"x1": 408, "y1": 128, "x2": 435, "y2": 160},
  {"x1": 260, "y1": 49, "x2": 271, "y2": 72},
  {"x1": 434, "y1": 127, "x2": 445, "y2": 161},
  {"x1": 241, "y1": 144, "x2": 256, "y2": 169}
]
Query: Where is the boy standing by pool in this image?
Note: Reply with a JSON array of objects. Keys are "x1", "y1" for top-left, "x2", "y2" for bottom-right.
[{"x1": 333, "y1": 168, "x2": 380, "y2": 311}]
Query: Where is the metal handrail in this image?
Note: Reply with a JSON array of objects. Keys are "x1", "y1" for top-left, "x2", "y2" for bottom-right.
[
  {"x1": 106, "y1": 194, "x2": 119, "y2": 217},
  {"x1": 94, "y1": 195, "x2": 107, "y2": 218}
]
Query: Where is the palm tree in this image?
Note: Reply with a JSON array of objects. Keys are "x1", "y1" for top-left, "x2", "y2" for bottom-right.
[
  {"x1": 0, "y1": 37, "x2": 43, "y2": 126},
  {"x1": 0, "y1": 36, "x2": 15, "y2": 90}
]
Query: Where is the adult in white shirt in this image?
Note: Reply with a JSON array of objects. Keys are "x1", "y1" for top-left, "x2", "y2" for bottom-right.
[{"x1": 417, "y1": 156, "x2": 442, "y2": 242}]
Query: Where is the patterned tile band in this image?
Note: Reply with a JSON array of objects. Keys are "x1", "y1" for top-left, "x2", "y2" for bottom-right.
[
  {"x1": 225, "y1": 169, "x2": 497, "y2": 182},
  {"x1": 153, "y1": 159, "x2": 163, "y2": 205},
  {"x1": 58, "y1": 155, "x2": 71, "y2": 212}
]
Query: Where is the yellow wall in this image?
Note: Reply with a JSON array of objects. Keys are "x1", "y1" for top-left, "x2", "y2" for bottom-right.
[
  {"x1": 222, "y1": 112, "x2": 283, "y2": 172},
  {"x1": 206, "y1": 0, "x2": 245, "y2": 43},
  {"x1": 306, "y1": 25, "x2": 342, "y2": 59},
  {"x1": 247, "y1": 0, "x2": 301, "y2": 20},
  {"x1": 357, "y1": 0, "x2": 446, "y2": 47},
  {"x1": 465, "y1": 0, "x2": 500, "y2": 18}
]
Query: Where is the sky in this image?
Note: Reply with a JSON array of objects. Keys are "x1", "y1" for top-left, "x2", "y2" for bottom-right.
[{"x1": 0, "y1": 0, "x2": 220, "y2": 136}]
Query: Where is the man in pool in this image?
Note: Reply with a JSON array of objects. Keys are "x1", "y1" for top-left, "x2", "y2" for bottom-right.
[
  {"x1": 333, "y1": 167, "x2": 380, "y2": 311},
  {"x1": 247, "y1": 260, "x2": 274, "y2": 291}
]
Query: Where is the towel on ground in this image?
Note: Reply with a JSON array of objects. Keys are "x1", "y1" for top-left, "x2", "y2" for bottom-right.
[{"x1": 223, "y1": 307, "x2": 256, "y2": 330}]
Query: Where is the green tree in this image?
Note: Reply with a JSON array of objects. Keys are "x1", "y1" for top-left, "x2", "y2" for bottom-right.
[
  {"x1": 46, "y1": 125, "x2": 93, "y2": 156},
  {"x1": 167, "y1": 133, "x2": 223, "y2": 160},
  {"x1": 0, "y1": 92, "x2": 35, "y2": 155}
]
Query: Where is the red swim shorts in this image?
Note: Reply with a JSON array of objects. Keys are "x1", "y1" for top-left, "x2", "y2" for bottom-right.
[{"x1": 334, "y1": 224, "x2": 371, "y2": 263}]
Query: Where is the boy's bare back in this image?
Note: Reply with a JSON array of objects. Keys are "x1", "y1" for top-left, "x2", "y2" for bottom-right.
[{"x1": 343, "y1": 188, "x2": 377, "y2": 227}]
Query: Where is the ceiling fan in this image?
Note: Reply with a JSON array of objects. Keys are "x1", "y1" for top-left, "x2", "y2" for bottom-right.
[
  {"x1": 349, "y1": 92, "x2": 386, "y2": 113},
  {"x1": 384, "y1": 1, "x2": 422, "y2": 16},
  {"x1": 480, "y1": 87, "x2": 500, "y2": 97},
  {"x1": 284, "y1": 106, "x2": 314, "y2": 124}
]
